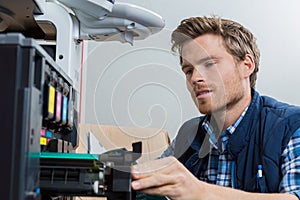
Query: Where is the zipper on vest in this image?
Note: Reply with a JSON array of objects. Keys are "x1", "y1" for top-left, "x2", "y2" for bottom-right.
[{"x1": 231, "y1": 161, "x2": 236, "y2": 189}]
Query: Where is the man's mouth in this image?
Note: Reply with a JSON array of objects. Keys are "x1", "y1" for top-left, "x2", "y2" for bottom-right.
[{"x1": 195, "y1": 89, "x2": 212, "y2": 99}]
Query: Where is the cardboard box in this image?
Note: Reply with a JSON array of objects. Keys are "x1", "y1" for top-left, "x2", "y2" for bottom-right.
[{"x1": 77, "y1": 124, "x2": 170, "y2": 163}]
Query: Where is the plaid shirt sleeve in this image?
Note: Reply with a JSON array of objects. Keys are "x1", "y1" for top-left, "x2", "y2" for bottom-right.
[
  {"x1": 159, "y1": 139, "x2": 175, "y2": 158},
  {"x1": 280, "y1": 128, "x2": 300, "y2": 199}
]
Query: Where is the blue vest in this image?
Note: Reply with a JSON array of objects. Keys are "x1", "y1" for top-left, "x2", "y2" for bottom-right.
[{"x1": 174, "y1": 90, "x2": 300, "y2": 192}]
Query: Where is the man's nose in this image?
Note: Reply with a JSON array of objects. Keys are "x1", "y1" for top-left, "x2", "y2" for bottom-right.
[{"x1": 191, "y1": 68, "x2": 204, "y2": 85}]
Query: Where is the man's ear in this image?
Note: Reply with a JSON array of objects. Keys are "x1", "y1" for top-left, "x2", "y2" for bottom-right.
[{"x1": 241, "y1": 54, "x2": 255, "y2": 78}]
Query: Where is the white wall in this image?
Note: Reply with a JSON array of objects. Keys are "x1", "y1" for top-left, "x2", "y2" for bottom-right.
[{"x1": 82, "y1": 0, "x2": 300, "y2": 139}]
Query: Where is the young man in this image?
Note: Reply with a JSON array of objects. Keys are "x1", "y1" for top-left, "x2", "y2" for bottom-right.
[{"x1": 131, "y1": 16, "x2": 300, "y2": 200}]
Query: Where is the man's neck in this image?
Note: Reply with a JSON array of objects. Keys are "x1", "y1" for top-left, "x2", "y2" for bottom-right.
[{"x1": 211, "y1": 92, "x2": 252, "y2": 133}]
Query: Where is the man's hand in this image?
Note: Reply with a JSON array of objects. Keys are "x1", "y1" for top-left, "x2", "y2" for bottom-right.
[
  {"x1": 131, "y1": 156, "x2": 205, "y2": 200},
  {"x1": 131, "y1": 156, "x2": 298, "y2": 200}
]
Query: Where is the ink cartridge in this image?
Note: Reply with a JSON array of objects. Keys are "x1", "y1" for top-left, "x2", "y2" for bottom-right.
[
  {"x1": 40, "y1": 128, "x2": 53, "y2": 152},
  {"x1": 54, "y1": 77, "x2": 63, "y2": 123},
  {"x1": 43, "y1": 65, "x2": 56, "y2": 120},
  {"x1": 66, "y1": 87, "x2": 74, "y2": 129},
  {"x1": 47, "y1": 139, "x2": 63, "y2": 152},
  {"x1": 61, "y1": 82, "x2": 69, "y2": 125},
  {"x1": 40, "y1": 128, "x2": 47, "y2": 146},
  {"x1": 49, "y1": 71, "x2": 57, "y2": 121}
]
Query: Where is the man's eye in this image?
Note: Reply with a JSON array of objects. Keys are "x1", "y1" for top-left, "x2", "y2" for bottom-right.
[
  {"x1": 184, "y1": 69, "x2": 193, "y2": 76},
  {"x1": 204, "y1": 61, "x2": 216, "y2": 67},
  {"x1": 185, "y1": 69, "x2": 193, "y2": 75}
]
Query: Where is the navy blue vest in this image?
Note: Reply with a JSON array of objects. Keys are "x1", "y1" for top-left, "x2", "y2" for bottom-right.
[{"x1": 174, "y1": 90, "x2": 300, "y2": 192}]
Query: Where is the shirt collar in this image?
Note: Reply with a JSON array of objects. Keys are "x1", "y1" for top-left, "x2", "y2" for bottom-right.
[
  {"x1": 226, "y1": 106, "x2": 249, "y2": 134},
  {"x1": 202, "y1": 106, "x2": 249, "y2": 149}
]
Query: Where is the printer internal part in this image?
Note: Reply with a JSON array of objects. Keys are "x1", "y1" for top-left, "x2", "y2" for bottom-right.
[
  {"x1": 40, "y1": 142, "x2": 142, "y2": 200},
  {"x1": 0, "y1": 0, "x2": 164, "y2": 199}
]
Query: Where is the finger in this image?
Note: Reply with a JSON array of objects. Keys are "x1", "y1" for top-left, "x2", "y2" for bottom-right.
[
  {"x1": 139, "y1": 184, "x2": 180, "y2": 199},
  {"x1": 132, "y1": 156, "x2": 179, "y2": 178},
  {"x1": 131, "y1": 173, "x2": 176, "y2": 190},
  {"x1": 135, "y1": 175, "x2": 202, "y2": 200}
]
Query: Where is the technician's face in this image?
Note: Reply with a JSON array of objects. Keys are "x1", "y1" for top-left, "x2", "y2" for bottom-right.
[{"x1": 181, "y1": 34, "x2": 245, "y2": 114}]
